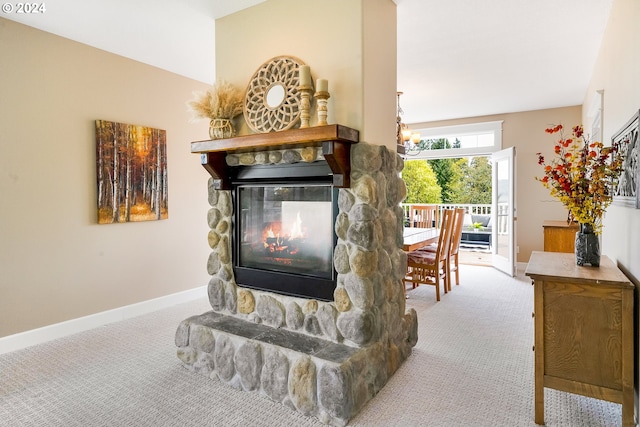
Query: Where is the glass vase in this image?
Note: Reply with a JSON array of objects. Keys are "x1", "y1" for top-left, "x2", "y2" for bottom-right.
[{"x1": 575, "y1": 223, "x2": 600, "y2": 267}]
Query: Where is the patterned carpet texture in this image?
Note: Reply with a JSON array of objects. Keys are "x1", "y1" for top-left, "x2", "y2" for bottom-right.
[{"x1": 0, "y1": 265, "x2": 623, "y2": 426}]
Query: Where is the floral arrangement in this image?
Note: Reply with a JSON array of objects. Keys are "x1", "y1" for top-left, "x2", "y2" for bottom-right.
[
  {"x1": 536, "y1": 124, "x2": 625, "y2": 234},
  {"x1": 187, "y1": 79, "x2": 244, "y2": 120}
]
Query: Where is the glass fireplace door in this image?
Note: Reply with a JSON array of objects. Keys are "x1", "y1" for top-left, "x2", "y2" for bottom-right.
[{"x1": 237, "y1": 184, "x2": 334, "y2": 280}]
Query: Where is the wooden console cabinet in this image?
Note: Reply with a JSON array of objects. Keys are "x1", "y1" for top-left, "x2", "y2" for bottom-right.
[
  {"x1": 525, "y1": 251, "x2": 634, "y2": 426},
  {"x1": 542, "y1": 220, "x2": 579, "y2": 253}
]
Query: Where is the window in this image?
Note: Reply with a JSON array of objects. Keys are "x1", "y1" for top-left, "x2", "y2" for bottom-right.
[{"x1": 404, "y1": 121, "x2": 503, "y2": 159}]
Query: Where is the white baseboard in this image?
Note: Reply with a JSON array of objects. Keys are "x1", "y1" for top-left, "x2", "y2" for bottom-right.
[
  {"x1": 516, "y1": 261, "x2": 529, "y2": 274},
  {"x1": 0, "y1": 285, "x2": 207, "y2": 355}
]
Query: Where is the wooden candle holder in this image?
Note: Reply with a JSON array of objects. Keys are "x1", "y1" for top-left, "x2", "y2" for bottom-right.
[
  {"x1": 314, "y1": 91, "x2": 330, "y2": 126},
  {"x1": 298, "y1": 85, "x2": 313, "y2": 128}
]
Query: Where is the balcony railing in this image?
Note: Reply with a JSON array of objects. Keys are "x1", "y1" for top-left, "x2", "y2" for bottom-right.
[
  {"x1": 401, "y1": 203, "x2": 497, "y2": 250},
  {"x1": 401, "y1": 203, "x2": 492, "y2": 227}
]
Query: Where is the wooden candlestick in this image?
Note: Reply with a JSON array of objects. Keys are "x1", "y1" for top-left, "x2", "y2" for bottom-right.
[
  {"x1": 314, "y1": 90, "x2": 330, "y2": 126},
  {"x1": 298, "y1": 85, "x2": 313, "y2": 128}
]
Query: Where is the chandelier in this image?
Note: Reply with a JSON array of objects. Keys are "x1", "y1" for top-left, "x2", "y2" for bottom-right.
[{"x1": 396, "y1": 91, "x2": 422, "y2": 155}]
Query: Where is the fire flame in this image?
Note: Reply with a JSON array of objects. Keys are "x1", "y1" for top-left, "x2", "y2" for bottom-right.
[{"x1": 264, "y1": 212, "x2": 304, "y2": 240}]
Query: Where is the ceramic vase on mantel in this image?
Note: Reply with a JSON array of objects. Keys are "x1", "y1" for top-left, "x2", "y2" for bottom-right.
[
  {"x1": 575, "y1": 223, "x2": 600, "y2": 267},
  {"x1": 209, "y1": 118, "x2": 235, "y2": 140}
]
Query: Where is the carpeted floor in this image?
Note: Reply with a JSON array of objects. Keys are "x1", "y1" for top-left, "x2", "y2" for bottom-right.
[{"x1": 0, "y1": 266, "x2": 623, "y2": 426}]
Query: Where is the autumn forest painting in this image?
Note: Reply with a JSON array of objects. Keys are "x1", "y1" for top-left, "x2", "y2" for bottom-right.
[{"x1": 96, "y1": 120, "x2": 168, "y2": 224}]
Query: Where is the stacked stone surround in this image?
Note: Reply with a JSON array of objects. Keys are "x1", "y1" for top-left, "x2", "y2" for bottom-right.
[{"x1": 176, "y1": 142, "x2": 417, "y2": 426}]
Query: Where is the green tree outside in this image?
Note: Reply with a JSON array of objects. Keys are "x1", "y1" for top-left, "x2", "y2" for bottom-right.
[
  {"x1": 424, "y1": 138, "x2": 462, "y2": 204},
  {"x1": 402, "y1": 160, "x2": 442, "y2": 203},
  {"x1": 407, "y1": 138, "x2": 465, "y2": 204},
  {"x1": 402, "y1": 136, "x2": 492, "y2": 205},
  {"x1": 413, "y1": 137, "x2": 460, "y2": 152},
  {"x1": 449, "y1": 156, "x2": 492, "y2": 204}
]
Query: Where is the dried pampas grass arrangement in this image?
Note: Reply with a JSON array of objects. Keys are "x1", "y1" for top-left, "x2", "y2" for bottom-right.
[{"x1": 187, "y1": 79, "x2": 244, "y2": 120}]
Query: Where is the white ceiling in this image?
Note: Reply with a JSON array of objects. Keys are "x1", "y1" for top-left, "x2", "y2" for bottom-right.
[
  {"x1": 397, "y1": 0, "x2": 613, "y2": 123},
  {"x1": 3, "y1": 0, "x2": 613, "y2": 124}
]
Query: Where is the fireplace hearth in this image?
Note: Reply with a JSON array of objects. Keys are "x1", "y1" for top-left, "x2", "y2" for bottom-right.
[{"x1": 176, "y1": 125, "x2": 418, "y2": 426}]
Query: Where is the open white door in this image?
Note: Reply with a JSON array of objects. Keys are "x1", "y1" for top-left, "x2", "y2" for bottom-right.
[{"x1": 491, "y1": 147, "x2": 516, "y2": 276}]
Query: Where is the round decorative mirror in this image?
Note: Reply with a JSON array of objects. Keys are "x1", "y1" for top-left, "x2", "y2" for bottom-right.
[
  {"x1": 244, "y1": 56, "x2": 307, "y2": 133},
  {"x1": 265, "y1": 83, "x2": 286, "y2": 109}
]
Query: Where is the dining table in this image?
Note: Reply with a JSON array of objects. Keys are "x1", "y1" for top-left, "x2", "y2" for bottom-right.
[{"x1": 402, "y1": 227, "x2": 439, "y2": 251}]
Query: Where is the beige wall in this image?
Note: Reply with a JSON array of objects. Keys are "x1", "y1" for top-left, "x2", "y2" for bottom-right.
[
  {"x1": 584, "y1": 0, "x2": 640, "y2": 284},
  {"x1": 0, "y1": 18, "x2": 212, "y2": 337},
  {"x1": 412, "y1": 106, "x2": 582, "y2": 263},
  {"x1": 4, "y1": 0, "x2": 635, "y2": 338},
  {"x1": 215, "y1": 0, "x2": 397, "y2": 150},
  {"x1": 0, "y1": 0, "x2": 398, "y2": 338},
  {"x1": 584, "y1": 0, "x2": 640, "y2": 405},
  {"x1": 362, "y1": 0, "x2": 398, "y2": 148}
]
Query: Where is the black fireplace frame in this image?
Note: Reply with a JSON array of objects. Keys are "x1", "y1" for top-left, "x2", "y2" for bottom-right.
[{"x1": 231, "y1": 161, "x2": 338, "y2": 301}]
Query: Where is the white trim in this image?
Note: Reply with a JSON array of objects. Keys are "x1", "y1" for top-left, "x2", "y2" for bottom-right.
[
  {"x1": 587, "y1": 89, "x2": 604, "y2": 143},
  {"x1": 403, "y1": 120, "x2": 504, "y2": 159},
  {"x1": 587, "y1": 89, "x2": 604, "y2": 119},
  {"x1": 0, "y1": 285, "x2": 207, "y2": 355},
  {"x1": 516, "y1": 261, "x2": 529, "y2": 275},
  {"x1": 417, "y1": 120, "x2": 503, "y2": 138},
  {"x1": 491, "y1": 147, "x2": 516, "y2": 277}
]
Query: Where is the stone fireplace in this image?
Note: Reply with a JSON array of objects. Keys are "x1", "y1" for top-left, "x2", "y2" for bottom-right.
[{"x1": 175, "y1": 125, "x2": 417, "y2": 426}]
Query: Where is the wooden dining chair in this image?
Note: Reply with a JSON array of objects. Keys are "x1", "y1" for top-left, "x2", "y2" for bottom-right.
[
  {"x1": 415, "y1": 207, "x2": 465, "y2": 292},
  {"x1": 409, "y1": 205, "x2": 437, "y2": 229},
  {"x1": 405, "y1": 209, "x2": 455, "y2": 301},
  {"x1": 447, "y1": 207, "x2": 466, "y2": 290}
]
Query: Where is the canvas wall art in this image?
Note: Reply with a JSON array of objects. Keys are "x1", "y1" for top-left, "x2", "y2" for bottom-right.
[
  {"x1": 611, "y1": 110, "x2": 639, "y2": 209},
  {"x1": 95, "y1": 120, "x2": 168, "y2": 223}
]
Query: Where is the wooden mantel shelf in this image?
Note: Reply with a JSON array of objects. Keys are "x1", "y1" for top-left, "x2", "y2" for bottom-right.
[{"x1": 191, "y1": 124, "x2": 359, "y2": 190}]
